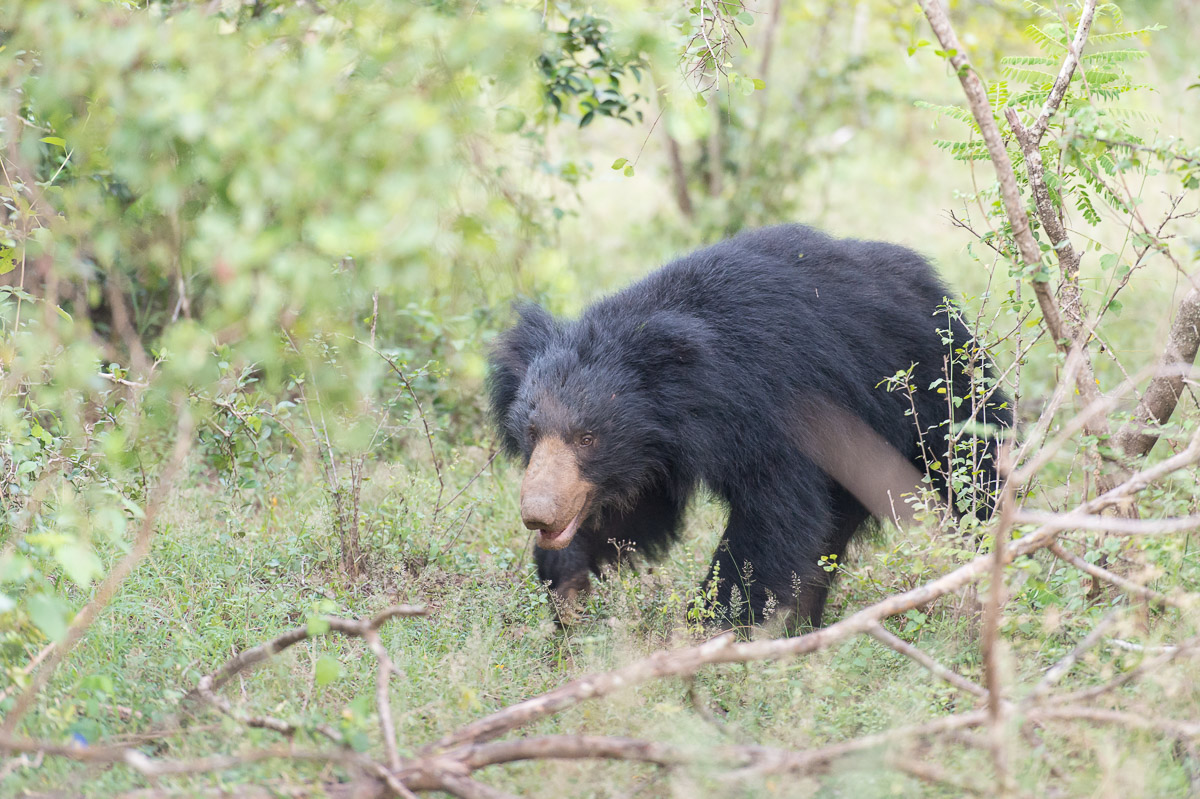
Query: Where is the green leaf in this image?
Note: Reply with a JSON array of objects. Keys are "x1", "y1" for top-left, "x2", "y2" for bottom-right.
[
  {"x1": 315, "y1": 654, "x2": 342, "y2": 687},
  {"x1": 1099, "y1": 253, "x2": 1119, "y2": 270},
  {"x1": 495, "y1": 106, "x2": 525, "y2": 133},
  {"x1": 1089, "y1": 25, "x2": 1164, "y2": 44},
  {"x1": 40, "y1": 136, "x2": 66, "y2": 148},
  {"x1": 0, "y1": 250, "x2": 15, "y2": 276},
  {"x1": 752, "y1": 78, "x2": 766, "y2": 91},
  {"x1": 1019, "y1": 0, "x2": 1059, "y2": 20},
  {"x1": 623, "y1": 164, "x2": 634, "y2": 177},
  {"x1": 914, "y1": 101, "x2": 980, "y2": 131},
  {"x1": 56, "y1": 543, "x2": 103, "y2": 588},
  {"x1": 1083, "y1": 49, "x2": 1148, "y2": 64},
  {"x1": 1001, "y1": 55, "x2": 1057, "y2": 66},
  {"x1": 307, "y1": 615, "x2": 331, "y2": 636},
  {"x1": 611, "y1": 157, "x2": 628, "y2": 170},
  {"x1": 1002, "y1": 65, "x2": 1056, "y2": 85},
  {"x1": 1025, "y1": 24, "x2": 1067, "y2": 52},
  {"x1": 28, "y1": 594, "x2": 69, "y2": 642},
  {"x1": 736, "y1": 11, "x2": 753, "y2": 25}
]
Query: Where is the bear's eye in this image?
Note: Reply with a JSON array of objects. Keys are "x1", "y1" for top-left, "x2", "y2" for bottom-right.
[
  {"x1": 578, "y1": 433, "x2": 595, "y2": 447},
  {"x1": 527, "y1": 423, "x2": 537, "y2": 440}
]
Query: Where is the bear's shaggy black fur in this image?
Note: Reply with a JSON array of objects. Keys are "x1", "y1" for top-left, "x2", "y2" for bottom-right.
[{"x1": 489, "y1": 224, "x2": 1011, "y2": 629}]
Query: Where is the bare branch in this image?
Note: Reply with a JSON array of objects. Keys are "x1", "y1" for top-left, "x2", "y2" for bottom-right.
[
  {"x1": 434, "y1": 774, "x2": 520, "y2": 799},
  {"x1": 1045, "y1": 634, "x2": 1200, "y2": 707},
  {"x1": 1108, "y1": 638, "x2": 1180, "y2": 654},
  {"x1": 867, "y1": 622, "x2": 988, "y2": 698},
  {"x1": 1015, "y1": 511, "x2": 1200, "y2": 539},
  {"x1": 194, "y1": 672, "x2": 345, "y2": 746},
  {"x1": 884, "y1": 753, "x2": 989, "y2": 796},
  {"x1": 364, "y1": 628, "x2": 402, "y2": 771},
  {"x1": 982, "y1": 448, "x2": 1015, "y2": 796},
  {"x1": 1006, "y1": 108, "x2": 1084, "y2": 324},
  {"x1": 1114, "y1": 288, "x2": 1200, "y2": 458},
  {"x1": 183, "y1": 605, "x2": 425, "y2": 754},
  {"x1": 1029, "y1": 611, "x2": 1120, "y2": 698},
  {"x1": 1049, "y1": 541, "x2": 1187, "y2": 609},
  {"x1": 1030, "y1": 0, "x2": 1099, "y2": 142}
]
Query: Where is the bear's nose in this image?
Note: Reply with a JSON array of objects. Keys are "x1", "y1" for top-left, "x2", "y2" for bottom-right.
[{"x1": 520, "y1": 494, "x2": 559, "y2": 531}]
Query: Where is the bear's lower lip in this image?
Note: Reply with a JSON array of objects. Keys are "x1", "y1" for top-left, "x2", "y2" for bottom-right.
[{"x1": 537, "y1": 508, "x2": 584, "y2": 550}]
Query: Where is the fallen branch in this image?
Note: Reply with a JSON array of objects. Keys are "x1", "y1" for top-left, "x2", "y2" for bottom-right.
[
  {"x1": 1016, "y1": 511, "x2": 1200, "y2": 538},
  {"x1": 868, "y1": 622, "x2": 987, "y2": 698},
  {"x1": 185, "y1": 605, "x2": 427, "y2": 753}
]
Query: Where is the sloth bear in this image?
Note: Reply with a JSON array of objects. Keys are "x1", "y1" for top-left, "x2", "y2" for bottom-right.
[{"x1": 488, "y1": 225, "x2": 1010, "y2": 631}]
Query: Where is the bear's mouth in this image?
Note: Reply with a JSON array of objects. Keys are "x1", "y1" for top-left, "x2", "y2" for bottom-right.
[{"x1": 535, "y1": 499, "x2": 591, "y2": 550}]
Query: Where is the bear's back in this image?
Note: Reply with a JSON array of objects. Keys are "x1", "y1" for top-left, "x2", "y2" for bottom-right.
[{"x1": 591, "y1": 225, "x2": 954, "y2": 360}]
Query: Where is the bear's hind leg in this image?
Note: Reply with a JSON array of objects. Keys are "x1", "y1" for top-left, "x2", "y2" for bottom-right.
[
  {"x1": 787, "y1": 485, "x2": 872, "y2": 633},
  {"x1": 702, "y1": 475, "x2": 871, "y2": 633},
  {"x1": 702, "y1": 484, "x2": 832, "y2": 631}
]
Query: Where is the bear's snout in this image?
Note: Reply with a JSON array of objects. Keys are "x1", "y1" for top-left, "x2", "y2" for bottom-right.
[{"x1": 520, "y1": 437, "x2": 593, "y2": 550}]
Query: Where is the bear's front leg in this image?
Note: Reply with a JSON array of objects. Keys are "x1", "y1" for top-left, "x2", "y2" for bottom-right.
[{"x1": 534, "y1": 539, "x2": 593, "y2": 624}]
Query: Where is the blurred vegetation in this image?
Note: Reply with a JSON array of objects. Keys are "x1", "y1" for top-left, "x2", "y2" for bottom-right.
[{"x1": 1, "y1": 0, "x2": 1199, "y2": 795}]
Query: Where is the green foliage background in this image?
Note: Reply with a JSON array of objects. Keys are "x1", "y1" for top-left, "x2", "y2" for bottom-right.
[{"x1": 1, "y1": 0, "x2": 1199, "y2": 795}]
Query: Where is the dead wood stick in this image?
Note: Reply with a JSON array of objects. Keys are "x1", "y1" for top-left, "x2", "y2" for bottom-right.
[
  {"x1": 434, "y1": 773, "x2": 520, "y2": 799},
  {"x1": 867, "y1": 622, "x2": 987, "y2": 698},
  {"x1": 1016, "y1": 511, "x2": 1200, "y2": 538},
  {"x1": 183, "y1": 605, "x2": 424, "y2": 758},
  {"x1": 1042, "y1": 633, "x2": 1200, "y2": 708},
  {"x1": 1107, "y1": 639, "x2": 1180, "y2": 654},
  {"x1": 983, "y1": 449, "x2": 1016, "y2": 796},
  {"x1": 364, "y1": 627, "x2": 402, "y2": 771},
  {"x1": 1029, "y1": 611, "x2": 1120, "y2": 698},
  {"x1": 191, "y1": 606, "x2": 425, "y2": 697},
  {"x1": 1049, "y1": 541, "x2": 1185, "y2": 609},
  {"x1": 885, "y1": 754, "x2": 989, "y2": 796},
  {"x1": 195, "y1": 677, "x2": 344, "y2": 745}
]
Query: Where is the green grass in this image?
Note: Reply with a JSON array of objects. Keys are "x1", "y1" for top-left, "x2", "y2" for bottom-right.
[{"x1": 6, "y1": 447, "x2": 1198, "y2": 797}]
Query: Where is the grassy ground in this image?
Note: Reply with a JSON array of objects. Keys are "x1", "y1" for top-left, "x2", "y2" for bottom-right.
[{"x1": 7, "y1": 439, "x2": 1199, "y2": 797}]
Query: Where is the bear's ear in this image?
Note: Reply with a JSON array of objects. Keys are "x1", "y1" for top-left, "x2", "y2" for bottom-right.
[
  {"x1": 487, "y1": 302, "x2": 558, "y2": 454},
  {"x1": 627, "y1": 311, "x2": 714, "y2": 381}
]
